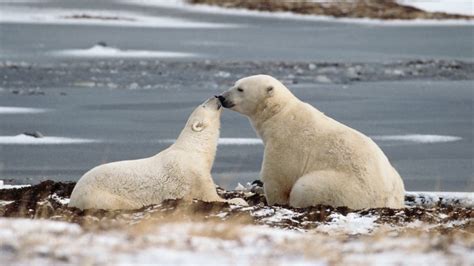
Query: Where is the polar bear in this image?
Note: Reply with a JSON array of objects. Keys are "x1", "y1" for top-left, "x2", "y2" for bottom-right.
[
  {"x1": 69, "y1": 97, "x2": 243, "y2": 210},
  {"x1": 217, "y1": 75, "x2": 405, "y2": 209}
]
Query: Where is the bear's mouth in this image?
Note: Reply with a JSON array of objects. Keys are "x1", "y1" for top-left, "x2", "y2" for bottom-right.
[
  {"x1": 216, "y1": 95, "x2": 235, "y2": 108},
  {"x1": 223, "y1": 102, "x2": 235, "y2": 108}
]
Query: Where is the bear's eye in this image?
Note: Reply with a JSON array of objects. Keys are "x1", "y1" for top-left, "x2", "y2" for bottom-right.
[{"x1": 237, "y1": 87, "x2": 244, "y2": 92}]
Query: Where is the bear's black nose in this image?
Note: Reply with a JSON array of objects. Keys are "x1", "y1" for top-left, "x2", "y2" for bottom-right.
[{"x1": 217, "y1": 95, "x2": 226, "y2": 104}]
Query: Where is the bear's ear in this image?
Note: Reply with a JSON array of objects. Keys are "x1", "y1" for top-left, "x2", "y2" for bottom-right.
[
  {"x1": 192, "y1": 121, "x2": 205, "y2": 132},
  {"x1": 266, "y1": 86, "x2": 274, "y2": 96}
]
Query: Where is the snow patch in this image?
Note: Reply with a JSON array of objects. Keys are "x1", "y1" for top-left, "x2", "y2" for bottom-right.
[
  {"x1": 51, "y1": 45, "x2": 196, "y2": 58},
  {"x1": 158, "y1": 134, "x2": 461, "y2": 146},
  {"x1": 0, "y1": 134, "x2": 98, "y2": 145},
  {"x1": 50, "y1": 194, "x2": 70, "y2": 205},
  {"x1": 0, "y1": 180, "x2": 30, "y2": 190},
  {"x1": 0, "y1": 200, "x2": 14, "y2": 206},
  {"x1": 398, "y1": 0, "x2": 474, "y2": 16},
  {"x1": 3, "y1": 218, "x2": 469, "y2": 265},
  {"x1": 0, "y1": 0, "x2": 44, "y2": 2},
  {"x1": 158, "y1": 138, "x2": 263, "y2": 145},
  {"x1": 119, "y1": 0, "x2": 186, "y2": 8},
  {"x1": 218, "y1": 138, "x2": 263, "y2": 145},
  {"x1": 372, "y1": 134, "x2": 462, "y2": 144},
  {"x1": 406, "y1": 191, "x2": 474, "y2": 208},
  {"x1": 0, "y1": 106, "x2": 48, "y2": 114},
  {"x1": 316, "y1": 213, "x2": 378, "y2": 235}
]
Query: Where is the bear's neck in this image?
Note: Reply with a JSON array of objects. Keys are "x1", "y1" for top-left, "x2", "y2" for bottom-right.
[
  {"x1": 173, "y1": 129, "x2": 219, "y2": 170},
  {"x1": 249, "y1": 94, "x2": 299, "y2": 142}
]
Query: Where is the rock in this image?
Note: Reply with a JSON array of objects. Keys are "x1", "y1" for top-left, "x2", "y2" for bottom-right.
[
  {"x1": 251, "y1": 180, "x2": 263, "y2": 187},
  {"x1": 23, "y1": 131, "x2": 44, "y2": 138},
  {"x1": 315, "y1": 75, "x2": 332, "y2": 83},
  {"x1": 96, "y1": 41, "x2": 107, "y2": 47}
]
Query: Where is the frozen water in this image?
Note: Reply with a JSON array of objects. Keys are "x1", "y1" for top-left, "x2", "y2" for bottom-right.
[
  {"x1": 0, "y1": 106, "x2": 48, "y2": 114},
  {"x1": 0, "y1": 134, "x2": 98, "y2": 145},
  {"x1": 0, "y1": 7, "x2": 240, "y2": 28},
  {"x1": 158, "y1": 135, "x2": 461, "y2": 146},
  {"x1": 158, "y1": 138, "x2": 263, "y2": 145},
  {"x1": 372, "y1": 134, "x2": 462, "y2": 144},
  {"x1": 51, "y1": 45, "x2": 197, "y2": 58}
]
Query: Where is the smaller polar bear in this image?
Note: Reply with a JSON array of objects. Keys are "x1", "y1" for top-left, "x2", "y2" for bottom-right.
[
  {"x1": 69, "y1": 97, "x2": 243, "y2": 210},
  {"x1": 218, "y1": 75, "x2": 405, "y2": 209}
]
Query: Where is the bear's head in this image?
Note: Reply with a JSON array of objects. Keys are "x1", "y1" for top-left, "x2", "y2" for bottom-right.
[
  {"x1": 217, "y1": 74, "x2": 293, "y2": 118},
  {"x1": 185, "y1": 96, "x2": 222, "y2": 134}
]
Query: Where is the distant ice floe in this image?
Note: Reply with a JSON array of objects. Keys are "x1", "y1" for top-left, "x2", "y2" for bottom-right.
[
  {"x1": 158, "y1": 138, "x2": 263, "y2": 146},
  {"x1": 159, "y1": 135, "x2": 461, "y2": 146},
  {"x1": 372, "y1": 134, "x2": 462, "y2": 144},
  {"x1": 51, "y1": 45, "x2": 196, "y2": 58},
  {"x1": 0, "y1": 134, "x2": 97, "y2": 145},
  {"x1": 218, "y1": 138, "x2": 263, "y2": 145},
  {"x1": 0, "y1": 106, "x2": 48, "y2": 114},
  {"x1": 120, "y1": 0, "x2": 474, "y2": 26},
  {"x1": 119, "y1": 0, "x2": 186, "y2": 8},
  {"x1": 0, "y1": 7, "x2": 240, "y2": 28},
  {"x1": 0, "y1": 0, "x2": 44, "y2": 2}
]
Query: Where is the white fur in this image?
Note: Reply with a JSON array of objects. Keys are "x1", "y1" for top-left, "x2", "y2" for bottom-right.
[
  {"x1": 69, "y1": 97, "x2": 241, "y2": 210},
  {"x1": 220, "y1": 75, "x2": 405, "y2": 209}
]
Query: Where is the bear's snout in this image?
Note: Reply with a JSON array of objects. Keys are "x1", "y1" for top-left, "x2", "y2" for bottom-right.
[
  {"x1": 216, "y1": 95, "x2": 226, "y2": 103},
  {"x1": 217, "y1": 95, "x2": 234, "y2": 108}
]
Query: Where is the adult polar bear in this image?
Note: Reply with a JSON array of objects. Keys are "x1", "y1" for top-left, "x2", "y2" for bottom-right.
[
  {"x1": 218, "y1": 75, "x2": 405, "y2": 209},
  {"x1": 69, "y1": 97, "x2": 237, "y2": 210}
]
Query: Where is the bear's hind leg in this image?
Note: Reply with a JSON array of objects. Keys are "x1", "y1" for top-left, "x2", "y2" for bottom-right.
[
  {"x1": 70, "y1": 188, "x2": 139, "y2": 210},
  {"x1": 288, "y1": 171, "x2": 364, "y2": 209},
  {"x1": 263, "y1": 178, "x2": 292, "y2": 206}
]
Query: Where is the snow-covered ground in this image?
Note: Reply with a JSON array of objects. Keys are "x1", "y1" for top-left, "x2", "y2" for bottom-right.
[
  {"x1": 0, "y1": 181, "x2": 472, "y2": 265},
  {"x1": 398, "y1": 0, "x2": 474, "y2": 16},
  {"x1": 406, "y1": 191, "x2": 474, "y2": 208},
  {"x1": 124, "y1": 0, "x2": 474, "y2": 18},
  {"x1": 120, "y1": 0, "x2": 474, "y2": 25},
  {"x1": 0, "y1": 180, "x2": 30, "y2": 190},
  {"x1": 51, "y1": 45, "x2": 197, "y2": 58},
  {"x1": 1, "y1": 0, "x2": 471, "y2": 27},
  {"x1": 0, "y1": 213, "x2": 471, "y2": 265}
]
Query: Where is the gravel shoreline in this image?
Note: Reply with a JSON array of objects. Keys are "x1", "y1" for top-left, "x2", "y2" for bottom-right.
[{"x1": 1, "y1": 60, "x2": 473, "y2": 94}]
